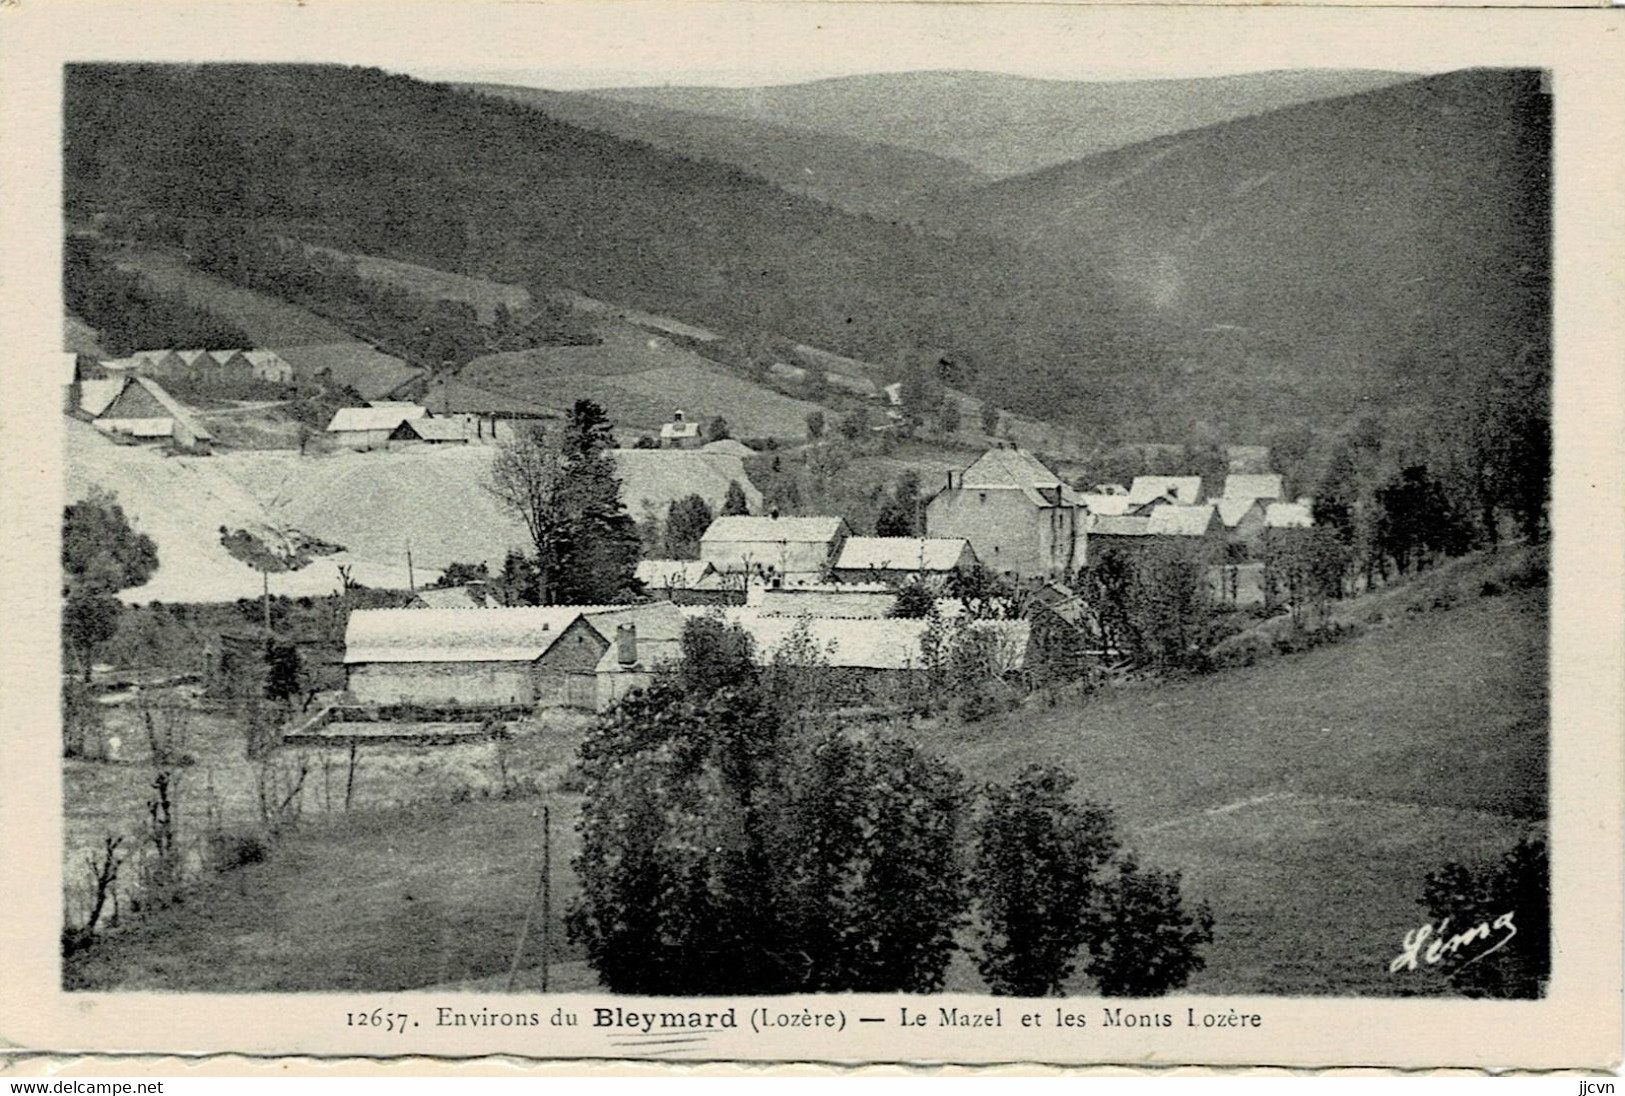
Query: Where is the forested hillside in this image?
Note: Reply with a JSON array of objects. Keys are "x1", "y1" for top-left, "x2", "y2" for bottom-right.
[{"x1": 65, "y1": 63, "x2": 1548, "y2": 455}]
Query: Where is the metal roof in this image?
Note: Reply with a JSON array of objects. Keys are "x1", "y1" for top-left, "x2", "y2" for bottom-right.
[{"x1": 344, "y1": 602, "x2": 681, "y2": 664}]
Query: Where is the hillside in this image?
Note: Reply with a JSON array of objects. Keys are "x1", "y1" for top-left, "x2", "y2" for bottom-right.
[
  {"x1": 593, "y1": 69, "x2": 1421, "y2": 180},
  {"x1": 60, "y1": 64, "x2": 1158, "y2": 432},
  {"x1": 66, "y1": 420, "x2": 428, "y2": 604},
  {"x1": 448, "y1": 326, "x2": 829, "y2": 439},
  {"x1": 459, "y1": 83, "x2": 990, "y2": 222},
  {"x1": 940, "y1": 577, "x2": 1547, "y2": 994},
  {"x1": 216, "y1": 445, "x2": 762, "y2": 572},
  {"x1": 64, "y1": 63, "x2": 1548, "y2": 441},
  {"x1": 942, "y1": 67, "x2": 1553, "y2": 431}
]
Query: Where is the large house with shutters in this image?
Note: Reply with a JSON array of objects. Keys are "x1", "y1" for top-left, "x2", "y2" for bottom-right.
[{"x1": 925, "y1": 447, "x2": 1087, "y2": 580}]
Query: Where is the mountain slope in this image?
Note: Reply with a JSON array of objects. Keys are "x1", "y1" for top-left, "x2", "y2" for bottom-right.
[
  {"x1": 457, "y1": 83, "x2": 990, "y2": 221},
  {"x1": 942, "y1": 68, "x2": 1552, "y2": 427},
  {"x1": 64, "y1": 64, "x2": 1143, "y2": 428},
  {"x1": 64, "y1": 64, "x2": 1547, "y2": 442},
  {"x1": 593, "y1": 69, "x2": 1423, "y2": 179}
]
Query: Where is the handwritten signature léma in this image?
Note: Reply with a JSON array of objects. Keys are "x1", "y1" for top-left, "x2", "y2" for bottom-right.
[{"x1": 1390, "y1": 911, "x2": 1517, "y2": 974}]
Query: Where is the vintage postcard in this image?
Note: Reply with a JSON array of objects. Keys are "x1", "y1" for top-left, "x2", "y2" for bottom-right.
[{"x1": 0, "y1": 0, "x2": 1620, "y2": 1074}]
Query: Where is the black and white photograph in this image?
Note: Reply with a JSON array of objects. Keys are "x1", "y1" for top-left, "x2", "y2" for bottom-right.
[{"x1": 3, "y1": 0, "x2": 1621, "y2": 1073}]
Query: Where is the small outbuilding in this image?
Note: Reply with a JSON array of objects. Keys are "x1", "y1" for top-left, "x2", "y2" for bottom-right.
[{"x1": 660, "y1": 410, "x2": 702, "y2": 449}]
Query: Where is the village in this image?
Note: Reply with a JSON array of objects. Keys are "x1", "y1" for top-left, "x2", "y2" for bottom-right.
[{"x1": 65, "y1": 339, "x2": 1325, "y2": 726}]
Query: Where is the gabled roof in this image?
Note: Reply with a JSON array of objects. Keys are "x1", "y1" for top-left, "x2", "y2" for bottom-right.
[
  {"x1": 677, "y1": 608, "x2": 1028, "y2": 672},
  {"x1": 344, "y1": 606, "x2": 582, "y2": 664},
  {"x1": 1090, "y1": 515, "x2": 1152, "y2": 537},
  {"x1": 78, "y1": 377, "x2": 126, "y2": 417},
  {"x1": 1265, "y1": 502, "x2": 1314, "y2": 528},
  {"x1": 702, "y1": 515, "x2": 848, "y2": 544},
  {"x1": 96, "y1": 376, "x2": 212, "y2": 441},
  {"x1": 1147, "y1": 504, "x2": 1219, "y2": 537},
  {"x1": 1223, "y1": 474, "x2": 1285, "y2": 501},
  {"x1": 411, "y1": 585, "x2": 491, "y2": 610},
  {"x1": 835, "y1": 537, "x2": 973, "y2": 572},
  {"x1": 575, "y1": 601, "x2": 687, "y2": 646},
  {"x1": 962, "y1": 447, "x2": 1062, "y2": 490},
  {"x1": 395, "y1": 417, "x2": 468, "y2": 442},
  {"x1": 660, "y1": 419, "x2": 701, "y2": 440},
  {"x1": 956, "y1": 447, "x2": 1083, "y2": 508},
  {"x1": 1216, "y1": 496, "x2": 1266, "y2": 528},
  {"x1": 175, "y1": 349, "x2": 218, "y2": 367},
  {"x1": 327, "y1": 404, "x2": 428, "y2": 433},
  {"x1": 1127, "y1": 476, "x2": 1203, "y2": 506},
  {"x1": 1079, "y1": 494, "x2": 1132, "y2": 517},
  {"x1": 344, "y1": 603, "x2": 677, "y2": 665}
]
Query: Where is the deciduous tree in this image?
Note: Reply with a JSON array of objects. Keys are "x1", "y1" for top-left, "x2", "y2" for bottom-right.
[
  {"x1": 1086, "y1": 855, "x2": 1215, "y2": 997},
  {"x1": 975, "y1": 766, "x2": 1119, "y2": 996}
]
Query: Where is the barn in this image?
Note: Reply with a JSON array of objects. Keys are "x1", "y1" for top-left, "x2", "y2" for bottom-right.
[
  {"x1": 326, "y1": 404, "x2": 429, "y2": 450},
  {"x1": 699, "y1": 514, "x2": 851, "y2": 584},
  {"x1": 343, "y1": 602, "x2": 683, "y2": 709},
  {"x1": 91, "y1": 375, "x2": 212, "y2": 449}
]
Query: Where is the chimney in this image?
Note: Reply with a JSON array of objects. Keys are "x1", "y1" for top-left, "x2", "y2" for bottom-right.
[
  {"x1": 769, "y1": 508, "x2": 780, "y2": 520},
  {"x1": 616, "y1": 622, "x2": 638, "y2": 667}
]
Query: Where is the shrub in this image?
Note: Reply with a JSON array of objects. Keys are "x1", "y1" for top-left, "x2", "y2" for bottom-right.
[{"x1": 208, "y1": 830, "x2": 271, "y2": 872}]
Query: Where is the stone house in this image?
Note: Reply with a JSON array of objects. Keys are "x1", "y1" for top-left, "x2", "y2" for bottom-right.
[{"x1": 925, "y1": 447, "x2": 1087, "y2": 580}]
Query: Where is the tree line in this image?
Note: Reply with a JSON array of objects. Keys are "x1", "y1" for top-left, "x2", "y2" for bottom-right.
[
  {"x1": 185, "y1": 224, "x2": 599, "y2": 373},
  {"x1": 65, "y1": 237, "x2": 251, "y2": 358}
]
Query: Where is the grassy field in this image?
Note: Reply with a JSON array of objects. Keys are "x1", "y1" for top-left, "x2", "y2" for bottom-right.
[
  {"x1": 65, "y1": 574, "x2": 1546, "y2": 996},
  {"x1": 302, "y1": 244, "x2": 533, "y2": 323},
  {"x1": 455, "y1": 327, "x2": 828, "y2": 438},
  {"x1": 935, "y1": 583, "x2": 1547, "y2": 995}
]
